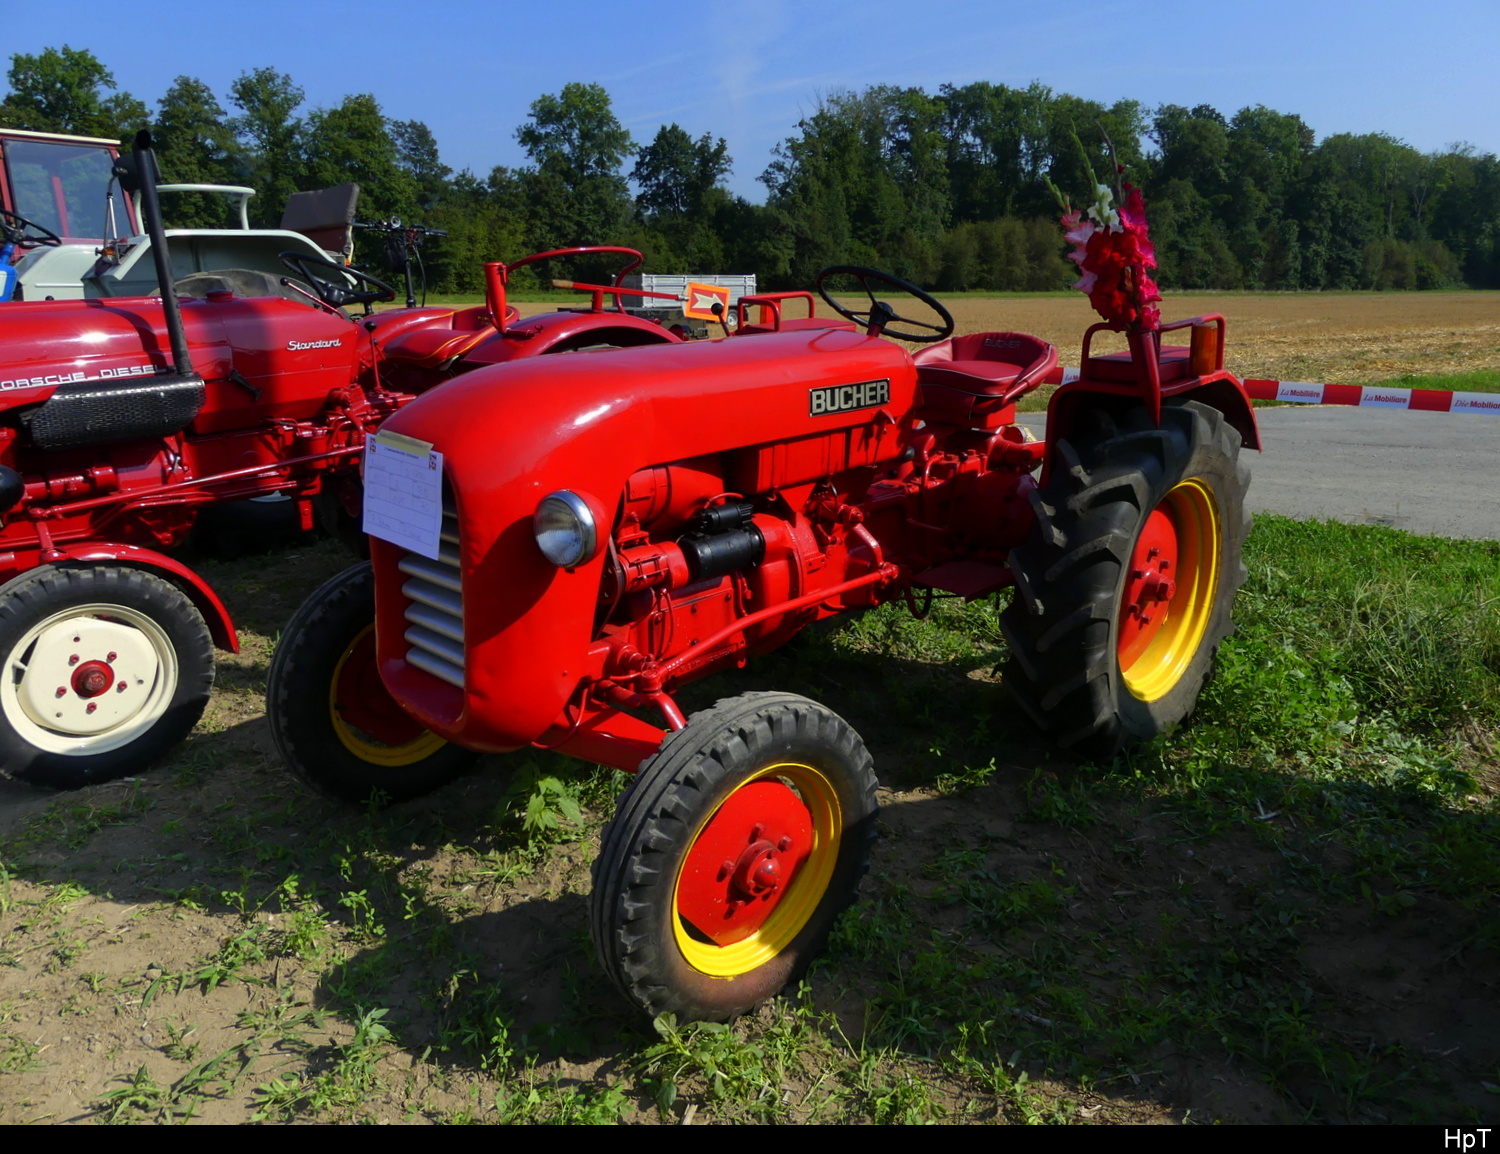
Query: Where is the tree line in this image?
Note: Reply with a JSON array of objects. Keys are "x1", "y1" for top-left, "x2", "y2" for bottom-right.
[{"x1": 5, "y1": 46, "x2": 1498, "y2": 294}]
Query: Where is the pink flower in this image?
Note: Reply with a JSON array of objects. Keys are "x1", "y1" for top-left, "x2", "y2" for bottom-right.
[{"x1": 1057, "y1": 181, "x2": 1160, "y2": 331}]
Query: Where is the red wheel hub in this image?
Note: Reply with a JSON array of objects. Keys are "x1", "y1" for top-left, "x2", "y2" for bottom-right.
[
  {"x1": 1118, "y1": 507, "x2": 1179, "y2": 670},
  {"x1": 676, "y1": 781, "x2": 814, "y2": 946},
  {"x1": 334, "y1": 628, "x2": 429, "y2": 746},
  {"x1": 70, "y1": 659, "x2": 114, "y2": 699}
]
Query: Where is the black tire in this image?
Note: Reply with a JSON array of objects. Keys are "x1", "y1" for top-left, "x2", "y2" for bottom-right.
[
  {"x1": 590, "y1": 692, "x2": 878, "y2": 1022},
  {"x1": 0, "y1": 566, "x2": 214, "y2": 789},
  {"x1": 266, "y1": 561, "x2": 477, "y2": 804},
  {"x1": 1000, "y1": 400, "x2": 1251, "y2": 760}
]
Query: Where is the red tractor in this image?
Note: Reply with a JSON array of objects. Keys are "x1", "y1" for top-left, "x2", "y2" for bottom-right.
[
  {"x1": 0, "y1": 131, "x2": 683, "y2": 789},
  {"x1": 267, "y1": 267, "x2": 1259, "y2": 1021}
]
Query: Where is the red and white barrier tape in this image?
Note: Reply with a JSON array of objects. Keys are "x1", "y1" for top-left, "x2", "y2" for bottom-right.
[
  {"x1": 1040, "y1": 366, "x2": 1498, "y2": 415},
  {"x1": 1241, "y1": 379, "x2": 1500, "y2": 415}
]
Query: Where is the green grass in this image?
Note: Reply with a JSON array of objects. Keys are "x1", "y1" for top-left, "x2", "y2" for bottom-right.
[
  {"x1": 1381, "y1": 368, "x2": 1500, "y2": 394},
  {"x1": 1, "y1": 516, "x2": 1497, "y2": 1123}
]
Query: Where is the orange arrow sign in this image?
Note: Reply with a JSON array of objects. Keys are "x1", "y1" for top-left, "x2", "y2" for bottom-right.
[{"x1": 683, "y1": 281, "x2": 730, "y2": 321}]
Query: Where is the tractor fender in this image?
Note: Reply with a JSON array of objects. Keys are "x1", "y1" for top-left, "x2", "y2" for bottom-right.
[
  {"x1": 463, "y1": 311, "x2": 680, "y2": 367},
  {"x1": 0, "y1": 544, "x2": 240, "y2": 653},
  {"x1": 1042, "y1": 374, "x2": 1261, "y2": 484}
]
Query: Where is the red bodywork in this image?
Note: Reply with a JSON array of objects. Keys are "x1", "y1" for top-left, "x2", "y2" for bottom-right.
[
  {"x1": 0, "y1": 252, "x2": 682, "y2": 648},
  {"x1": 364, "y1": 303, "x2": 1256, "y2": 772},
  {"x1": 365, "y1": 302, "x2": 1256, "y2": 773}
]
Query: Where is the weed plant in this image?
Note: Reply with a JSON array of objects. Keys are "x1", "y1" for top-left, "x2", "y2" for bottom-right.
[{"x1": 0, "y1": 518, "x2": 1496, "y2": 1123}]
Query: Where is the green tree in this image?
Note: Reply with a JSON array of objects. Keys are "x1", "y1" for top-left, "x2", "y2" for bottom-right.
[
  {"x1": 939, "y1": 81, "x2": 1051, "y2": 221},
  {"x1": 420, "y1": 168, "x2": 528, "y2": 294},
  {"x1": 304, "y1": 93, "x2": 417, "y2": 220},
  {"x1": 760, "y1": 88, "x2": 953, "y2": 285},
  {"x1": 631, "y1": 124, "x2": 735, "y2": 270},
  {"x1": 515, "y1": 83, "x2": 634, "y2": 256},
  {"x1": 632, "y1": 124, "x2": 729, "y2": 222},
  {"x1": 391, "y1": 119, "x2": 451, "y2": 212},
  {"x1": 229, "y1": 67, "x2": 306, "y2": 223},
  {"x1": 0, "y1": 45, "x2": 145, "y2": 140},
  {"x1": 154, "y1": 76, "x2": 242, "y2": 228}
]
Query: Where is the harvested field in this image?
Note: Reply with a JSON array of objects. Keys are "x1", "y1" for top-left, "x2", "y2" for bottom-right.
[
  {"x1": 937, "y1": 291, "x2": 1500, "y2": 386},
  {"x1": 518, "y1": 290, "x2": 1500, "y2": 386}
]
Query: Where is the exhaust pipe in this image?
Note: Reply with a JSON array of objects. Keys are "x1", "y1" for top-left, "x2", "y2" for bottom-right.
[
  {"x1": 24, "y1": 129, "x2": 212, "y2": 451},
  {"x1": 113, "y1": 130, "x2": 193, "y2": 379}
]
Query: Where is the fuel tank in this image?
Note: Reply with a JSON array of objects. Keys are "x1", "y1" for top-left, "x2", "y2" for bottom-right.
[
  {"x1": 369, "y1": 327, "x2": 918, "y2": 751},
  {"x1": 0, "y1": 293, "x2": 360, "y2": 433}
]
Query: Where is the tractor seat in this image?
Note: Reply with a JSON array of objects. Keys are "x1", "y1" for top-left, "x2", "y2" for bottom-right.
[
  {"x1": 912, "y1": 332, "x2": 1057, "y2": 403},
  {"x1": 381, "y1": 305, "x2": 507, "y2": 369},
  {"x1": 1084, "y1": 345, "x2": 1192, "y2": 383}
]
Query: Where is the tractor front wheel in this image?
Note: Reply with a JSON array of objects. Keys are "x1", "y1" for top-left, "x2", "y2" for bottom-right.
[
  {"x1": 266, "y1": 562, "x2": 476, "y2": 804},
  {"x1": 590, "y1": 692, "x2": 878, "y2": 1021},
  {"x1": 1000, "y1": 400, "x2": 1250, "y2": 760},
  {"x1": 0, "y1": 566, "x2": 214, "y2": 788}
]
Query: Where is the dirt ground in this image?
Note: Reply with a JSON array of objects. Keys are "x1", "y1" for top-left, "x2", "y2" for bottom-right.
[{"x1": 1, "y1": 292, "x2": 1497, "y2": 1124}]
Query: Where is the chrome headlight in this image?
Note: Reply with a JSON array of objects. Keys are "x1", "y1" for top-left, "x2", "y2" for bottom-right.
[{"x1": 534, "y1": 489, "x2": 600, "y2": 567}]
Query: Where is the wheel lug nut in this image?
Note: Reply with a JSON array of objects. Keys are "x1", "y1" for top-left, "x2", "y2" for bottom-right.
[
  {"x1": 107, "y1": 652, "x2": 117, "y2": 663},
  {"x1": 749, "y1": 823, "x2": 764, "y2": 841},
  {"x1": 778, "y1": 836, "x2": 792, "y2": 851},
  {"x1": 718, "y1": 859, "x2": 734, "y2": 880},
  {"x1": 117, "y1": 681, "x2": 128, "y2": 693},
  {"x1": 68, "y1": 655, "x2": 79, "y2": 665},
  {"x1": 86, "y1": 703, "x2": 97, "y2": 714},
  {"x1": 56, "y1": 686, "x2": 67, "y2": 698}
]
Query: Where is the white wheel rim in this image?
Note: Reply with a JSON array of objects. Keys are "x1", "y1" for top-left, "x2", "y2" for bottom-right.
[{"x1": 2, "y1": 603, "x2": 178, "y2": 756}]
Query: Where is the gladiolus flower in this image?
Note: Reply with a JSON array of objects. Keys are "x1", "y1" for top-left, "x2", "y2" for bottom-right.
[{"x1": 1057, "y1": 180, "x2": 1160, "y2": 331}]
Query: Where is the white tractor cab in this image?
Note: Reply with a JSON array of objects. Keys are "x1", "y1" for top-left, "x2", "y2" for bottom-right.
[{"x1": 0, "y1": 127, "x2": 358, "y2": 301}]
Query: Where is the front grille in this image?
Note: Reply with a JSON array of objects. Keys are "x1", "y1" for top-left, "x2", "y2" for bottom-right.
[{"x1": 399, "y1": 498, "x2": 464, "y2": 688}]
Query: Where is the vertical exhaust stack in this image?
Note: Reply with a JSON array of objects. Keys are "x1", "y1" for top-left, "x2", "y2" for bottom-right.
[
  {"x1": 24, "y1": 128, "x2": 210, "y2": 451},
  {"x1": 113, "y1": 130, "x2": 194, "y2": 379}
]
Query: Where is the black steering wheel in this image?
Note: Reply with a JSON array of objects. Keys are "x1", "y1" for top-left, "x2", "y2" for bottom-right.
[
  {"x1": 0, "y1": 209, "x2": 62, "y2": 249},
  {"x1": 815, "y1": 265, "x2": 954, "y2": 343},
  {"x1": 279, "y1": 250, "x2": 396, "y2": 311}
]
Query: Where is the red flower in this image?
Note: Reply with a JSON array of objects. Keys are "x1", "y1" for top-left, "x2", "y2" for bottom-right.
[{"x1": 1058, "y1": 182, "x2": 1159, "y2": 331}]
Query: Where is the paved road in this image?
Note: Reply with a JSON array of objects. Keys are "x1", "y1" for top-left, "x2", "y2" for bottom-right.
[{"x1": 1019, "y1": 406, "x2": 1500, "y2": 541}]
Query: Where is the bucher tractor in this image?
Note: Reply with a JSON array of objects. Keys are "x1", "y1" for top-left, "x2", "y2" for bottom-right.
[
  {"x1": 0, "y1": 131, "x2": 686, "y2": 788},
  {"x1": 266, "y1": 264, "x2": 1260, "y2": 1021}
]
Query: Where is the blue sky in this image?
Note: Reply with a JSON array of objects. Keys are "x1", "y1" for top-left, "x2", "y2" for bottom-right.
[{"x1": 9, "y1": 0, "x2": 1499, "y2": 202}]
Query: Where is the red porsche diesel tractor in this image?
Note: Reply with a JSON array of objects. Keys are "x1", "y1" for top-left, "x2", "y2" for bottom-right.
[
  {"x1": 267, "y1": 266, "x2": 1259, "y2": 1021},
  {"x1": 0, "y1": 131, "x2": 684, "y2": 789}
]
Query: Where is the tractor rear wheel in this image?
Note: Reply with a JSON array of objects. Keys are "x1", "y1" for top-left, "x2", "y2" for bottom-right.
[
  {"x1": 590, "y1": 692, "x2": 877, "y2": 1021},
  {"x1": 266, "y1": 562, "x2": 476, "y2": 804},
  {"x1": 0, "y1": 565, "x2": 214, "y2": 789},
  {"x1": 1000, "y1": 400, "x2": 1250, "y2": 760}
]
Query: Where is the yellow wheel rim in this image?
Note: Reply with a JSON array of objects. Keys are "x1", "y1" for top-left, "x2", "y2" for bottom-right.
[
  {"x1": 1120, "y1": 480, "x2": 1220, "y2": 703},
  {"x1": 329, "y1": 625, "x2": 448, "y2": 766},
  {"x1": 672, "y1": 762, "x2": 842, "y2": 978}
]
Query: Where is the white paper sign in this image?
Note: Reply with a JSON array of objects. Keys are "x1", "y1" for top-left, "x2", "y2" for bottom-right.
[{"x1": 362, "y1": 431, "x2": 444, "y2": 559}]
